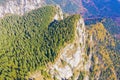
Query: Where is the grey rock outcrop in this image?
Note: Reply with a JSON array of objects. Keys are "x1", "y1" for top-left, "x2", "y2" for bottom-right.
[{"x1": 0, "y1": 0, "x2": 45, "y2": 17}]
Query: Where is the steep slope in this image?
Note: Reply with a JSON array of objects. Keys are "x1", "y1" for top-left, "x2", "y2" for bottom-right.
[
  {"x1": 0, "y1": 5, "x2": 64, "y2": 79},
  {"x1": 0, "y1": 3, "x2": 119, "y2": 80},
  {"x1": 49, "y1": 16, "x2": 87, "y2": 80},
  {"x1": 46, "y1": 0, "x2": 120, "y2": 41},
  {"x1": 47, "y1": 22, "x2": 119, "y2": 80},
  {"x1": 87, "y1": 23, "x2": 118, "y2": 80}
]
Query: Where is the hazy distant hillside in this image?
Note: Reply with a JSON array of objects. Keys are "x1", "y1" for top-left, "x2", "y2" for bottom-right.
[
  {"x1": 46, "y1": 0, "x2": 120, "y2": 18},
  {"x1": 85, "y1": 18, "x2": 120, "y2": 35},
  {"x1": 1, "y1": 0, "x2": 120, "y2": 18}
]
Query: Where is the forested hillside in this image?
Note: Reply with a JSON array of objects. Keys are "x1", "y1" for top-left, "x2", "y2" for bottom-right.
[
  {"x1": 87, "y1": 23, "x2": 120, "y2": 80},
  {"x1": 0, "y1": 3, "x2": 120, "y2": 80},
  {"x1": 0, "y1": 5, "x2": 57, "y2": 79},
  {"x1": 0, "y1": 5, "x2": 81, "y2": 79}
]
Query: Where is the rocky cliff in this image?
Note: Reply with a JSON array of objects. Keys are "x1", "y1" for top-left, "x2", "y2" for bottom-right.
[
  {"x1": 47, "y1": 18, "x2": 119, "y2": 80},
  {"x1": 23, "y1": 5, "x2": 119, "y2": 80},
  {"x1": 0, "y1": 1, "x2": 119, "y2": 80},
  {"x1": 49, "y1": 17, "x2": 87, "y2": 80},
  {"x1": 47, "y1": 15, "x2": 97, "y2": 80},
  {"x1": 0, "y1": 0, "x2": 64, "y2": 20},
  {"x1": 0, "y1": 0, "x2": 45, "y2": 17}
]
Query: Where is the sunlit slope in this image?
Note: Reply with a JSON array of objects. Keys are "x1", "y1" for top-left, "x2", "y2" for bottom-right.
[
  {"x1": 0, "y1": 5, "x2": 81, "y2": 79},
  {"x1": 0, "y1": 5, "x2": 57, "y2": 79}
]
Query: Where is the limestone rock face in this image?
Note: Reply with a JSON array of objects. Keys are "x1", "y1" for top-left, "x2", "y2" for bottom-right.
[
  {"x1": 53, "y1": 5, "x2": 63, "y2": 20},
  {"x1": 49, "y1": 17, "x2": 93, "y2": 80},
  {"x1": 0, "y1": 0, "x2": 45, "y2": 17}
]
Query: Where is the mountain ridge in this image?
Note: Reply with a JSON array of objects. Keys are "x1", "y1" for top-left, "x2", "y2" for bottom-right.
[{"x1": 0, "y1": 1, "x2": 119, "y2": 80}]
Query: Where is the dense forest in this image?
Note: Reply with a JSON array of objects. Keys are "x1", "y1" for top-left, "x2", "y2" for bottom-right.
[
  {"x1": 0, "y1": 5, "x2": 81, "y2": 79},
  {"x1": 0, "y1": 4, "x2": 120, "y2": 80}
]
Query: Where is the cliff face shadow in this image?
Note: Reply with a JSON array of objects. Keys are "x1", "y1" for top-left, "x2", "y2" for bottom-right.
[{"x1": 48, "y1": 20, "x2": 59, "y2": 28}]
